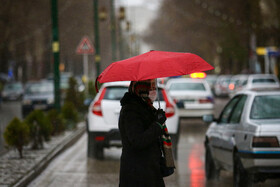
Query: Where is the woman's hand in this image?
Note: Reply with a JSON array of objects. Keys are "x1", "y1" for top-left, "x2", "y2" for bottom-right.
[{"x1": 156, "y1": 109, "x2": 167, "y2": 125}]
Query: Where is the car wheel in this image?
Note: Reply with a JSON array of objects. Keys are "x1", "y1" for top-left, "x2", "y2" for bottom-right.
[
  {"x1": 205, "y1": 144, "x2": 219, "y2": 180},
  {"x1": 233, "y1": 152, "x2": 253, "y2": 187},
  {"x1": 87, "y1": 132, "x2": 94, "y2": 158},
  {"x1": 93, "y1": 143, "x2": 104, "y2": 160},
  {"x1": 87, "y1": 132, "x2": 104, "y2": 160}
]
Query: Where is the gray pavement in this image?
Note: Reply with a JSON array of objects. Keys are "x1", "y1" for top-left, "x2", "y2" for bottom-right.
[{"x1": 0, "y1": 122, "x2": 85, "y2": 187}]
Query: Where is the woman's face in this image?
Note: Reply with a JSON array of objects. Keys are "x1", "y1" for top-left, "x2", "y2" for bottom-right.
[
  {"x1": 148, "y1": 79, "x2": 157, "y2": 102},
  {"x1": 150, "y1": 79, "x2": 156, "y2": 91}
]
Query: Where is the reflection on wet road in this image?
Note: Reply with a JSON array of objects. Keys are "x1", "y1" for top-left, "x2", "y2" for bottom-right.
[{"x1": 188, "y1": 144, "x2": 204, "y2": 187}]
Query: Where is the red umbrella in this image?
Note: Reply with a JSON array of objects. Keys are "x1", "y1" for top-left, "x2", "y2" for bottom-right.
[{"x1": 96, "y1": 50, "x2": 214, "y2": 91}]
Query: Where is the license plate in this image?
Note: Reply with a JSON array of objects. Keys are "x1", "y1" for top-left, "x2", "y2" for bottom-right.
[{"x1": 184, "y1": 99, "x2": 195, "y2": 103}]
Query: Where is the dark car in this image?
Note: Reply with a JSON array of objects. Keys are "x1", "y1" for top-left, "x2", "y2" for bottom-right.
[
  {"x1": 1, "y1": 82, "x2": 24, "y2": 101},
  {"x1": 21, "y1": 81, "x2": 54, "y2": 118}
]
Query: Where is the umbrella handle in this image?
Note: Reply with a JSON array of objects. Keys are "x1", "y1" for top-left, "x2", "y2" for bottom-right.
[
  {"x1": 156, "y1": 79, "x2": 161, "y2": 109},
  {"x1": 95, "y1": 77, "x2": 99, "y2": 93}
]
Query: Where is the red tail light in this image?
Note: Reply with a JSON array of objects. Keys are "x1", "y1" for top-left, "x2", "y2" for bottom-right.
[
  {"x1": 229, "y1": 83, "x2": 235, "y2": 90},
  {"x1": 252, "y1": 136, "x2": 279, "y2": 147},
  {"x1": 161, "y1": 89, "x2": 175, "y2": 118},
  {"x1": 92, "y1": 88, "x2": 106, "y2": 116},
  {"x1": 95, "y1": 136, "x2": 105, "y2": 141}
]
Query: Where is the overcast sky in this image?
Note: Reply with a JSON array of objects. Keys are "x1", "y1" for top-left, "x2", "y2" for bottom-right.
[{"x1": 116, "y1": 0, "x2": 162, "y2": 53}]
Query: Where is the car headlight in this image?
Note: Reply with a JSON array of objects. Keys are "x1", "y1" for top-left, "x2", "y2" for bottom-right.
[
  {"x1": 47, "y1": 98, "x2": 54, "y2": 104},
  {"x1": 22, "y1": 99, "x2": 32, "y2": 105}
]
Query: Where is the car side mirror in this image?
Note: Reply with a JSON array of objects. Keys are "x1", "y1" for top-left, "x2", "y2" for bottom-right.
[{"x1": 203, "y1": 114, "x2": 215, "y2": 123}]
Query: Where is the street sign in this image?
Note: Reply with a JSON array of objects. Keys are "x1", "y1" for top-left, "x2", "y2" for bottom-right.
[{"x1": 76, "y1": 36, "x2": 95, "y2": 54}]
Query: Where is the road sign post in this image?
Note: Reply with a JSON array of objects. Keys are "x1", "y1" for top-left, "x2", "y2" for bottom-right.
[{"x1": 76, "y1": 36, "x2": 95, "y2": 96}]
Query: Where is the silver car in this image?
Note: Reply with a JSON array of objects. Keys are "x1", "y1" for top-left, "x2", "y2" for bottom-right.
[{"x1": 204, "y1": 88, "x2": 280, "y2": 186}]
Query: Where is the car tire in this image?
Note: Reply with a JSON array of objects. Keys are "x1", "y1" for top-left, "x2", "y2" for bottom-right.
[
  {"x1": 233, "y1": 152, "x2": 253, "y2": 187},
  {"x1": 87, "y1": 132, "x2": 104, "y2": 160},
  {"x1": 205, "y1": 144, "x2": 219, "y2": 180},
  {"x1": 93, "y1": 142, "x2": 104, "y2": 160},
  {"x1": 87, "y1": 132, "x2": 94, "y2": 158}
]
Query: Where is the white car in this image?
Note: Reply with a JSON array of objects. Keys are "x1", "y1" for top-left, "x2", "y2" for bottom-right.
[
  {"x1": 214, "y1": 75, "x2": 232, "y2": 97},
  {"x1": 87, "y1": 81, "x2": 180, "y2": 159},
  {"x1": 165, "y1": 78, "x2": 214, "y2": 119},
  {"x1": 242, "y1": 74, "x2": 280, "y2": 90},
  {"x1": 204, "y1": 88, "x2": 280, "y2": 186}
]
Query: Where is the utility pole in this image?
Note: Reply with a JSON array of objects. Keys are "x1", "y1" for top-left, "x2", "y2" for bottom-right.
[
  {"x1": 51, "y1": 0, "x2": 60, "y2": 110},
  {"x1": 93, "y1": 0, "x2": 101, "y2": 76},
  {"x1": 110, "y1": 0, "x2": 117, "y2": 62}
]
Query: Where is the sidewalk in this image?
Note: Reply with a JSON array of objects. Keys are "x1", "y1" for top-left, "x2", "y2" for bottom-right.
[{"x1": 0, "y1": 122, "x2": 86, "y2": 187}]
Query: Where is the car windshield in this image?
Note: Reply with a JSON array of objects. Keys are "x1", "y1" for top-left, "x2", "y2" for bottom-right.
[
  {"x1": 25, "y1": 83, "x2": 54, "y2": 94},
  {"x1": 220, "y1": 78, "x2": 231, "y2": 85},
  {"x1": 169, "y1": 82, "x2": 206, "y2": 91},
  {"x1": 250, "y1": 95, "x2": 280, "y2": 119},
  {"x1": 4, "y1": 83, "x2": 22, "y2": 91}
]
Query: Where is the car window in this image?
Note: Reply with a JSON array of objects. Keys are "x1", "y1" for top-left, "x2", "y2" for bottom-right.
[
  {"x1": 242, "y1": 80, "x2": 248, "y2": 86},
  {"x1": 219, "y1": 96, "x2": 241, "y2": 123},
  {"x1": 252, "y1": 78, "x2": 276, "y2": 84},
  {"x1": 103, "y1": 87, "x2": 166, "y2": 101},
  {"x1": 169, "y1": 82, "x2": 206, "y2": 91},
  {"x1": 250, "y1": 95, "x2": 280, "y2": 119},
  {"x1": 222, "y1": 78, "x2": 231, "y2": 85},
  {"x1": 4, "y1": 83, "x2": 22, "y2": 91},
  {"x1": 229, "y1": 95, "x2": 247, "y2": 123},
  {"x1": 26, "y1": 83, "x2": 54, "y2": 94},
  {"x1": 104, "y1": 87, "x2": 128, "y2": 100}
]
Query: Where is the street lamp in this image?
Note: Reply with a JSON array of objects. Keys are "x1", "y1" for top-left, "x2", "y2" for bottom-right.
[
  {"x1": 117, "y1": 6, "x2": 126, "y2": 60},
  {"x1": 110, "y1": 0, "x2": 117, "y2": 62},
  {"x1": 99, "y1": 6, "x2": 108, "y2": 21},
  {"x1": 118, "y1": 7, "x2": 125, "y2": 20}
]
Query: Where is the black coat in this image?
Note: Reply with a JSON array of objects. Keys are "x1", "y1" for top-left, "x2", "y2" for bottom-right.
[{"x1": 118, "y1": 92, "x2": 165, "y2": 187}]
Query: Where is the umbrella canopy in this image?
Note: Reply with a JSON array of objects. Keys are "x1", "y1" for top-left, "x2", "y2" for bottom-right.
[{"x1": 96, "y1": 50, "x2": 214, "y2": 91}]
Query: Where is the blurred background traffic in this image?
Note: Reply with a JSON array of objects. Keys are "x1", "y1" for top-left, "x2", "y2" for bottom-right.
[{"x1": 1, "y1": 0, "x2": 280, "y2": 186}]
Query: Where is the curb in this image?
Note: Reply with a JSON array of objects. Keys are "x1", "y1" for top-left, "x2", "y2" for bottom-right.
[{"x1": 12, "y1": 124, "x2": 86, "y2": 187}]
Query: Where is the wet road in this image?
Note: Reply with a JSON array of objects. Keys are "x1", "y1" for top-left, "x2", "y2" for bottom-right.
[{"x1": 23, "y1": 98, "x2": 280, "y2": 186}]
